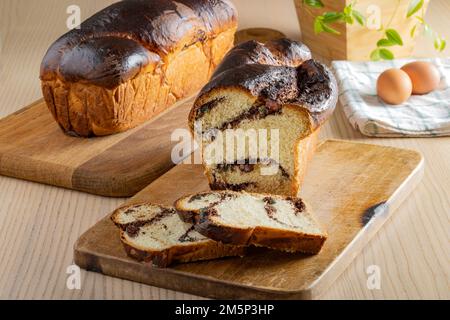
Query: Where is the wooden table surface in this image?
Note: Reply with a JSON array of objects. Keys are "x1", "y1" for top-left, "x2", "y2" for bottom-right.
[{"x1": 0, "y1": 0, "x2": 448, "y2": 300}]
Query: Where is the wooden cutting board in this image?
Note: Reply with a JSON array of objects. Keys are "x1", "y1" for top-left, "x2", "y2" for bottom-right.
[
  {"x1": 0, "y1": 97, "x2": 195, "y2": 197},
  {"x1": 74, "y1": 140, "x2": 424, "y2": 299}
]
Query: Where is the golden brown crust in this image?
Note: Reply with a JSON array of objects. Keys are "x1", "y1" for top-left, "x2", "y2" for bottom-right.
[
  {"x1": 249, "y1": 227, "x2": 326, "y2": 254},
  {"x1": 194, "y1": 208, "x2": 326, "y2": 254},
  {"x1": 292, "y1": 129, "x2": 320, "y2": 196},
  {"x1": 121, "y1": 235, "x2": 246, "y2": 268},
  {"x1": 40, "y1": 0, "x2": 237, "y2": 137},
  {"x1": 195, "y1": 220, "x2": 254, "y2": 245}
]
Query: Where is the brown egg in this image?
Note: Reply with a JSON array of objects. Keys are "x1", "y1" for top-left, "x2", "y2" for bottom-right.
[
  {"x1": 401, "y1": 61, "x2": 440, "y2": 95},
  {"x1": 377, "y1": 68, "x2": 412, "y2": 105}
]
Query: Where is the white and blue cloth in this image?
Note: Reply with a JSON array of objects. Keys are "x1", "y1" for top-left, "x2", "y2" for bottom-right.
[{"x1": 332, "y1": 58, "x2": 450, "y2": 137}]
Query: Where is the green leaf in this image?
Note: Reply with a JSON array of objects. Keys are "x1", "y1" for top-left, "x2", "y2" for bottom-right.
[
  {"x1": 321, "y1": 22, "x2": 341, "y2": 35},
  {"x1": 407, "y1": 0, "x2": 424, "y2": 18},
  {"x1": 379, "y1": 48, "x2": 395, "y2": 60},
  {"x1": 341, "y1": 4, "x2": 358, "y2": 25},
  {"x1": 386, "y1": 29, "x2": 404, "y2": 45},
  {"x1": 434, "y1": 37, "x2": 447, "y2": 52},
  {"x1": 377, "y1": 39, "x2": 395, "y2": 47},
  {"x1": 322, "y1": 12, "x2": 343, "y2": 23},
  {"x1": 304, "y1": 0, "x2": 324, "y2": 8},
  {"x1": 434, "y1": 38, "x2": 440, "y2": 50},
  {"x1": 415, "y1": 16, "x2": 425, "y2": 24},
  {"x1": 344, "y1": 15, "x2": 355, "y2": 24},
  {"x1": 343, "y1": 5, "x2": 353, "y2": 16},
  {"x1": 410, "y1": 24, "x2": 418, "y2": 38},
  {"x1": 370, "y1": 49, "x2": 381, "y2": 61},
  {"x1": 352, "y1": 10, "x2": 366, "y2": 26},
  {"x1": 314, "y1": 17, "x2": 324, "y2": 34},
  {"x1": 440, "y1": 39, "x2": 446, "y2": 52}
]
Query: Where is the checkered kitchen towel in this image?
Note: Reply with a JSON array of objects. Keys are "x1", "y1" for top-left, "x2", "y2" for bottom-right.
[{"x1": 332, "y1": 58, "x2": 450, "y2": 137}]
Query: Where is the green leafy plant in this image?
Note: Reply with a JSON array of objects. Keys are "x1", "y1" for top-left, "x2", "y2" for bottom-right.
[
  {"x1": 371, "y1": 29, "x2": 404, "y2": 61},
  {"x1": 408, "y1": 1, "x2": 446, "y2": 52},
  {"x1": 305, "y1": 1, "x2": 365, "y2": 35},
  {"x1": 302, "y1": 0, "x2": 446, "y2": 61}
]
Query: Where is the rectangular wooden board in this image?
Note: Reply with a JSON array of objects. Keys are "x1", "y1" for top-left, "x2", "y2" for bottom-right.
[
  {"x1": 74, "y1": 140, "x2": 424, "y2": 299},
  {"x1": 0, "y1": 97, "x2": 195, "y2": 197}
]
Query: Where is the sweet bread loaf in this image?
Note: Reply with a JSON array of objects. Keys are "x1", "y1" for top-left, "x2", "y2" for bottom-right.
[
  {"x1": 175, "y1": 191, "x2": 327, "y2": 254},
  {"x1": 111, "y1": 203, "x2": 245, "y2": 267},
  {"x1": 40, "y1": 0, "x2": 237, "y2": 137},
  {"x1": 189, "y1": 39, "x2": 338, "y2": 195}
]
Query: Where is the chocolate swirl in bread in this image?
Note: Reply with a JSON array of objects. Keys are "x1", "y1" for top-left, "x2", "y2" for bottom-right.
[
  {"x1": 175, "y1": 191, "x2": 327, "y2": 254},
  {"x1": 189, "y1": 39, "x2": 337, "y2": 132}
]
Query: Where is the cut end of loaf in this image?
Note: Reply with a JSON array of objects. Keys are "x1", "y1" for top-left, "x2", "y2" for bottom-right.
[{"x1": 191, "y1": 88, "x2": 316, "y2": 195}]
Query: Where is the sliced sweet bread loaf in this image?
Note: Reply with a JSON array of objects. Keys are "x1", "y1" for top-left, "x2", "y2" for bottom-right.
[
  {"x1": 111, "y1": 203, "x2": 245, "y2": 267},
  {"x1": 189, "y1": 38, "x2": 338, "y2": 196},
  {"x1": 175, "y1": 191, "x2": 327, "y2": 254}
]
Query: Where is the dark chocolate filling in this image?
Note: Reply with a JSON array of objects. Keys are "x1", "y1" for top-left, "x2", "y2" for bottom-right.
[
  {"x1": 197, "y1": 98, "x2": 284, "y2": 139},
  {"x1": 215, "y1": 158, "x2": 290, "y2": 179},
  {"x1": 262, "y1": 196, "x2": 288, "y2": 226},
  {"x1": 210, "y1": 181, "x2": 257, "y2": 192},
  {"x1": 195, "y1": 97, "x2": 226, "y2": 120},
  {"x1": 178, "y1": 226, "x2": 197, "y2": 243},
  {"x1": 216, "y1": 162, "x2": 256, "y2": 173},
  {"x1": 286, "y1": 197, "x2": 306, "y2": 214},
  {"x1": 123, "y1": 205, "x2": 145, "y2": 215},
  {"x1": 187, "y1": 191, "x2": 236, "y2": 204},
  {"x1": 263, "y1": 196, "x2": 276, "y2": 205},
  {"x1": 218, "y1": 99, "x2": 282, "y2": 131},
  {"x1": 124, "y1": 220, "x2": 148, "y2": 238},
  {"x1": 198, "y1": 207, "x2": 219, "y2": 225},
  {"x1": 263, "y1": 197, "x2": 278, "y2": 219},
  {"x1": 122, "y1": 208, "x2": 176, "y2": 238},
  {"x1": 263, "y1": 196, "x2": 303, "y2": 228}
]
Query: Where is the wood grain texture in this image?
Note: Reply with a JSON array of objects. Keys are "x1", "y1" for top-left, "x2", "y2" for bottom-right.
[
  {"x1": 0, "y1": 97, "x2": 194, "y2": 197},
  {"x1": 74, "y1": 140, "x2": 424, "y2": 299},
  {"x1": 0, "y1": 0, "x2": 449, "y2": 300}
]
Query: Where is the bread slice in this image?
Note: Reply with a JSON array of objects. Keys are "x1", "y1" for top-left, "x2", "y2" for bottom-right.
[
  {"x1": 175, "y1": 191, "x2": 327, "y2": 254},
  {"x1": 111, "y1": 203, "x2": 245, "y2": 267}
]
